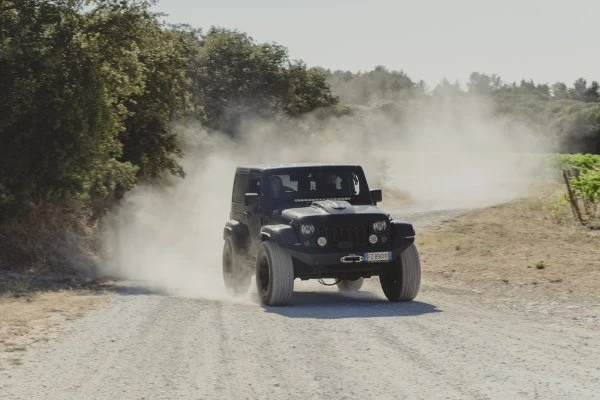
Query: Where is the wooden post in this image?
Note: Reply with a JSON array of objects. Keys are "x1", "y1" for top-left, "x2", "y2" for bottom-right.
[{"x1": 562, "y1": 170, "x2": 584, "y2": 225}]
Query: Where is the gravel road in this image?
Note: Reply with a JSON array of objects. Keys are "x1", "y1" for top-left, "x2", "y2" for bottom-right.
[{"x1": 1, "y1": 210, "x2": 599, "y2": 400}]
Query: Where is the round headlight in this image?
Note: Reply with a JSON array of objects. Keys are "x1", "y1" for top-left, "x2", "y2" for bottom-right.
[
  {"x1": 369, "y1": 234, "x2": 378, "y2": 244},
  {"x1": 300, "y1": 224, "x2": 315, "y2": 236},
  {"x1": 317, "y1": 236, "x2": 327, "y2": 247},
  {"x1": 373, "y1": 220, "x2": 387, "y2": 233}
]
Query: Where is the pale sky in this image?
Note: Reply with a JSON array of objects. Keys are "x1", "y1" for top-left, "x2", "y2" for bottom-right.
[{"x1": 154, "y1": 0, "x2": 599, "y2": 89}]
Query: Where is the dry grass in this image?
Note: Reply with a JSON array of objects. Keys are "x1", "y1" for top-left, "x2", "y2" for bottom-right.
[
  {"x1": 0, "y1": 290, "x2": 108, "y2": 367},
  {"x1": 417, "y1": 186, "x2": 600, "y2": 325}
]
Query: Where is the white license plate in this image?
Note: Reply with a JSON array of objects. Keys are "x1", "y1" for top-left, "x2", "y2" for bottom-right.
[{"x1": 364, "y1": 251, "x2": 391, "y2": 263}]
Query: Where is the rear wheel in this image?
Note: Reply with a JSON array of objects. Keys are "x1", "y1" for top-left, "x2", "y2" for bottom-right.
[
  {"x1": 222, "y1": 237, "x2": 251, "y2": 294},
  {"x1": 255, "y1": 241, "x2": 294, "y2": 306},
  {"x1": 379, "y1": 244, "x2": 421, "y2": 301},
  {"x1": 337, "y1": 277, "x2": 364, "y2": 292}
]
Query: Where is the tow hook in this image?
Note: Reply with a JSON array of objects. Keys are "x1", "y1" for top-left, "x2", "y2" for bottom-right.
[{"x1": 340, "y1": 254, "x2": 365, "y2": 263}]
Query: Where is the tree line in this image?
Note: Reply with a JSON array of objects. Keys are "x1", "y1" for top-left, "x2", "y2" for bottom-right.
[
  {"x1": 0, "y1": 0, "x2": 338, "y2": 223},
  {"x1": 325, "y1": 67, "x2": 600, "y2": 153}
]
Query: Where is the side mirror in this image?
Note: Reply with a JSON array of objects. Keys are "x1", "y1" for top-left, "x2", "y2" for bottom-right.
[
  {"x1": 244, "y1": 193, "x2": 260, "y2": 207},
  {"x1": 370, "y1": 189, "x2": 383, "y2": 204}
]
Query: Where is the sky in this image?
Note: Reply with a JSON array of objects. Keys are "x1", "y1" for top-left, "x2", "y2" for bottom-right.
[{"x1": 153, "y1": 0, "x2": 599, "y2": 89}]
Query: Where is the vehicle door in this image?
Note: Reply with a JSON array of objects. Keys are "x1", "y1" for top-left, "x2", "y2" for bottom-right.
[
  {"x1": 230, "y1": 170, "x2": 249, "y2": 240},
  {"x1": 231, "y1": 171, "x2": 263, "y2": 255},
  {"x1": 245, "y1": 172, "x2": 264, "y2": 254}
]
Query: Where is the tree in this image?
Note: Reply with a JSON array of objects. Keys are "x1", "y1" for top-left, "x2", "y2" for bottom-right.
[
  {"x1": 569, "y1": 78, "x2": 588, "y2": 101},
  {"x1": 281, "y1": 62, "x2": 339, "y2": 116},
  {"x1": 432, "y1": 79, "x2": 463, "y2": 97},
  {"x1": 549, "y1": 102, "x2": 600, "y2": 153},
  {"x1": 552, "y1": 82, "x2": 569, "y2": 99},
  {"x1": 0, "y1": 0, "x2": 137, "y2": 221},
  {"x1": 187, "y1": 28, "x2": 337, "y2": 135},
  {"x1": 467, "y1": 72, "x2": 502, "y2": 94},
  {"x1": 119, "y1": 26, "x2": 187, "y2": 179},
  {"x1": 79, "y1": 1, "x2": 188, "y2": 181},
  {"x1": 584, "y1": 81, "x2": 600, "y2": 102},
  {"x1": 324, "y1": 67, "x2": 416, "y2": 105}
]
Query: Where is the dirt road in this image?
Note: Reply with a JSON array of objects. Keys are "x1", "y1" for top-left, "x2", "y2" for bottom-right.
[{"x1": 1, "y1": 210, "x2": 599, "y2": 399}]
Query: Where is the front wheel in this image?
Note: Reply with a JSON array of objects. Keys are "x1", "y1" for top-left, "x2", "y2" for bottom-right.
[
  {"x1": 379, "y1": 244, "x2": 421, "y2": 301},
  {"x1": 255, "y1": 241, "x2": 294, "y2": 306}
]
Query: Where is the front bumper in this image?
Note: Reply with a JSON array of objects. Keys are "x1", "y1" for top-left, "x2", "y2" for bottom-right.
[{"x1": 283, "y1": 237, "x2": 414, "y2": 279}]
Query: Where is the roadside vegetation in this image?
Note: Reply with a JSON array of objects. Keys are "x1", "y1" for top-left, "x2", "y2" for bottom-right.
[{"x1": 554, "y1": 154, "x2": 600, "y2": 225}]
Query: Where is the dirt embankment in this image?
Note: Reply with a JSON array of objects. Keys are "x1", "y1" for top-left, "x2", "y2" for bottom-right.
[{"x1": 415, "y1": 187, "x2": 599, "y2": 328}]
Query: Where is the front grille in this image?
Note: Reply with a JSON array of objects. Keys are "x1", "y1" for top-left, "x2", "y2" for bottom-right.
[{"x1": 318, "y1": 225, "x2": 369, "y2": 248}]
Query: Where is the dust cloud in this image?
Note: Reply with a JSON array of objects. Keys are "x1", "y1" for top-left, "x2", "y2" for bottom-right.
[{"x1": 101, "y1": 90, "x2": 556, "y2": 299}]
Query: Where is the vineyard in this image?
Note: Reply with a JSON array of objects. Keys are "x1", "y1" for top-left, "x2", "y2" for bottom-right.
[{"x1": 555, "y1": 153, "x2": 600, "y2": 226}]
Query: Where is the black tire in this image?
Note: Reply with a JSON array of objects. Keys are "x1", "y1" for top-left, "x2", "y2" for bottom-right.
[
  {"x1": 222, "y1": 237, "x2": 251, "y2": 294},
  {"x1": 379, "y1": 244, "x2": 421, "y2": 302},
  {"x1": 255, "y1": 241, "x2": 294, "y2": 306},
  {"x1": 336, "y1": 277, "x2": 364, "y2": 292}
]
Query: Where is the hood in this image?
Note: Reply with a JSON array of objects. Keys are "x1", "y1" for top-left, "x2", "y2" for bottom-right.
[{"x1": 280, "y1": 200, "x2": 387, "y2": 220}]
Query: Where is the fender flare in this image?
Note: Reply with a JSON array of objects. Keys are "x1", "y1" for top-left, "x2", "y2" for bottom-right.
[
  {"x1": 391, "y1": 220, "x2": 415, "y2": 238},
  {"x1": 223, "y1": 220, "x2": 249, "y2": 247},
  {"x1": 260, "y1": 224, "x2": 298, "y2": 247}
]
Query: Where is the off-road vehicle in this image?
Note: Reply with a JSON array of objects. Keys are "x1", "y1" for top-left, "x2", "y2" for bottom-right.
[{"x1": 222, "y1": 164, "x2": 420, "y2": 306}]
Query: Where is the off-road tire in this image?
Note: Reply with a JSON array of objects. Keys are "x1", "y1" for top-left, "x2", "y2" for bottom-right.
[
  {"x1": 222, "y1": 237, "x2": 251, "y2": 294},
  {"x1": 337, "y1": 277, "x2": 364, "y2": 292},
  {"x1": 379, "y1": 244, "x2": 421, "y2": 302},
  {"x1": 255, "y1": 241, "x2": 294, "y2": 306}
]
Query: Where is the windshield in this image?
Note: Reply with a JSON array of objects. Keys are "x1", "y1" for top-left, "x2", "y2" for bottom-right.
[{"x1": 261, "y1": 167, "x2": 372, "y2": 208}]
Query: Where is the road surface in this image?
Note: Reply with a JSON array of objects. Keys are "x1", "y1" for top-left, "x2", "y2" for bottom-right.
[{"x1": 1, "y1": 210, "x2": 599, "y2": 399}]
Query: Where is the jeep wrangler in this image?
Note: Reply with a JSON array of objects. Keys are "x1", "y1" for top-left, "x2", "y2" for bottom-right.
[{"x1": 222, "y1": 164, "x2": 420, "y2": 306}]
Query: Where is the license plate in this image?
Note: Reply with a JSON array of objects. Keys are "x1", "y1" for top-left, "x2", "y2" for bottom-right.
[{"x1": 364, "y1": 251, "x2": 391, "y2": 263}]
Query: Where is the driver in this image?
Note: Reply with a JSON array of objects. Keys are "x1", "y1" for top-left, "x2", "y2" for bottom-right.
[
  {"x1": 321, "y1": 172, "x2": 340, "y2": 192},
  {"x1": 269, "y1": 175, "x2": 283, "y2": 198}
]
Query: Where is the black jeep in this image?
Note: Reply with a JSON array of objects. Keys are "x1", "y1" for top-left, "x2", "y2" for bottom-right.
[{"x1": 222, "y1": 164, "x2": 420, "y2": 306}]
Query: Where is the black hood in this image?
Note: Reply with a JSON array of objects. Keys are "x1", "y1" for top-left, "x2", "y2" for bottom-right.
[{"x1": 281, "y1": 200, "x2": 387, "y2": 220}]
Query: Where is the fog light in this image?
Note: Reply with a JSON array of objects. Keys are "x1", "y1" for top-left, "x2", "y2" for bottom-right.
[
  {"x1": 369, "y1": 234, "x2": 378, "y2": 244},
  {"x1": 381, "y1": 235, "x2": 388, "y2": 243},
  {"x1": 317, "y1": 236, "x2": 327, "y2": 247}
]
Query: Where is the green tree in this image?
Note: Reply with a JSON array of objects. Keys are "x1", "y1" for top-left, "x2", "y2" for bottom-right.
[
  {"x1": 552, "y1": 82, "x2": 569, "y2": 99},
  {"x1": 82, "y1": 0, "x2": 188, "y2": 180},
  {"x1": 549, "y1": 102, "x2": 600, "y2": 153},
  {"x1": 325, "y1": 66, "x2": 416, "y2": 105},
  {"x1": 0, "y1": 0, "x2": 137, "y2": 221},
  {"x1": 569, "y1": 78, "x2": 588, "y2": 102},
  {"x1": 282, "y1": 62, "x2": 339, "y2": 116},
  {"x1": 467, "y1": 72, "x2": 502, "y2": 94},
  {"x1": 584, "y1": 81, "x2": 600, "y2": 102},
  {"x1": 187, "y1": 28, "x2": 337, "y2": 135},
  {"x1": 196, "y1": 28, "x2": 284, "y2": 132}
]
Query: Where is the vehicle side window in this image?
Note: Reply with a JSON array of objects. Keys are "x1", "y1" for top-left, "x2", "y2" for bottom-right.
[
  {"x1": 232, "y1": 173, "x2": 249, "y2": 204},
  {"x1": 249, "y1": 175, "x2": 260, "y2": 194},
  {"x1": 352, "y1": 172, "x2": 361, "y2": 195},
  {"x1": 280, "y1": 175, "x2": 298, "y2": 191}
]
